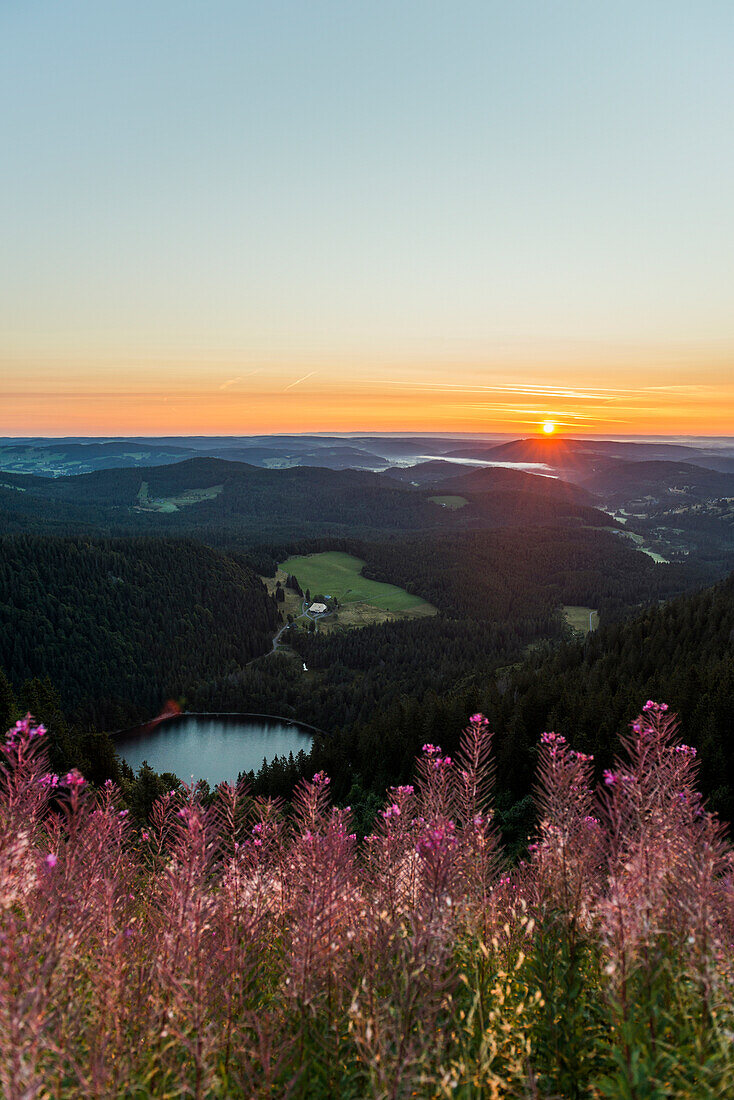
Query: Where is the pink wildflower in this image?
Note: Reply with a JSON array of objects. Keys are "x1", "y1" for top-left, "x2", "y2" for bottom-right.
[{"x1": 541, "y1": 730, "x2": 566, "y2": 746}]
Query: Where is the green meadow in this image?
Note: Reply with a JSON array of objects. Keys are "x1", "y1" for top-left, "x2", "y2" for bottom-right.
[
  {"x1": 279, "y1": 551, "x2": 434, "y2": 613},
  {"x1": 562, "y1": 605, "x2": 599, "y2": 635}
]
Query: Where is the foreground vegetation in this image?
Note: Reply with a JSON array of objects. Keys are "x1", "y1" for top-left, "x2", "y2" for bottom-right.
[{"x1": 2, "y1": 703, "x2": 733, "y2": 1099}]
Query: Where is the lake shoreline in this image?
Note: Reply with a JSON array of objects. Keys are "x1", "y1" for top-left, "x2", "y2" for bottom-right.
[{"x1": 111, "y1": 711, "x2": 329, "y2": 739}]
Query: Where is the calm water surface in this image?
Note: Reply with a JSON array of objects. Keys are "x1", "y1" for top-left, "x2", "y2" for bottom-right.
[{"x1": 115, "y1": 715, "x2": 313, "y2": 785}]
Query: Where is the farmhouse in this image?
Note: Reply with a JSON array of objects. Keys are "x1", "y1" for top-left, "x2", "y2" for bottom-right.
[{"x1": 309, "y1": 602, "x2": 328, "y2": 614}]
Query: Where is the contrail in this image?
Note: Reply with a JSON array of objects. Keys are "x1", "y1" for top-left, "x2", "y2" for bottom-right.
[
  {"x1": 283, "y1": 371, "x2": 317, "y2": 391},
  {"x1": 219, "y1": 370, "x2": 261, "y2": 390}
]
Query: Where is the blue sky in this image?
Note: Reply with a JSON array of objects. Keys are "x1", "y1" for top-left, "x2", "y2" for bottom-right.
[{"x1": 2, "y1": 1, "x2": 733, "y2": 434}]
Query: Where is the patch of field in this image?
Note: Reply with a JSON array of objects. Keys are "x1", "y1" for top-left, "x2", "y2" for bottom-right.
[
  {"x1": 261, "y1": 570, "x2": 306, "y2": 621},
  {"x1": 318, "y1": 600, "x2": 436, "y2": 633},
  {"x1": 640, "y1": 548, "x2": 669, "y2": 564},
  {"x1": 613, "y1": 529, "x2": 670, "y2": 564},
  {"x1": 429, "y1": 495, "x2": 468, "y2": 509},
  {"x1": 278, "y1": 551, "x2": 436, "y2": 616},
  {"x1": 262, "y1": 458, "x2": 298, "y2": 469},
  {"x1": 136, "y1": 483, "x2": 223, "y2": 513},
  {"x1": 562, "y1": 605, "x2": 599, "y2": 635}
]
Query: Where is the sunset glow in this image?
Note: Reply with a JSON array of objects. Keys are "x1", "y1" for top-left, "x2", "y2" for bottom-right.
[{"x1": 542, "y1": 421, "x2": 556, "y2": 435}]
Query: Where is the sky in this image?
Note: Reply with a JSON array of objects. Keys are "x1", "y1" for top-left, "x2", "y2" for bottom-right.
[{"x1": 2, "y1": 1, "x2": 734, "y2": 437}]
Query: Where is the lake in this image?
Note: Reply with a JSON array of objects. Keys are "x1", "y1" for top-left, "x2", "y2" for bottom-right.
[{"x1": 115, "y1": 714, "x2": 313, "y2": 786}]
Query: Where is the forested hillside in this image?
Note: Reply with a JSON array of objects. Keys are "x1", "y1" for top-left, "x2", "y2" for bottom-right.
[
  {"x1": 308, "y1": 569, "x2": 734, "y2": 826},
  {"x1": 0, "y1": 536, "x2": 277, "y2": 728},
  {"x1": 0, "y1": 459, "x2": 454, "y2": 542},
  {"x1": 0, "y1": 456, "x2": 631, "y2": 547},
  {"x1": 358, "y1": 526, "x2": 694, "y2": 619},
  {"x1": 584, "y1": 459, "x2": 734, "y2": 501},
  {"x1": 434, "y1": 465, "x2": 593, "y2": 501}
]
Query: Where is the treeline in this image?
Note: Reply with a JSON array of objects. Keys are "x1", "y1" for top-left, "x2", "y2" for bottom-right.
[{"x1": 0, "y1": 535, "x2": 278, "y2": 728}]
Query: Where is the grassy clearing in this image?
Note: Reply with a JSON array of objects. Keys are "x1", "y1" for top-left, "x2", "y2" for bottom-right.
[
  {"x1": 278, "y1": 551, "x2": 435, "y2": 615},
  {"x1": 609, "y1": 528, "x2": 671, "y2": 565},
  {"x1": 136, "y1": 483, "x2": 223, "y2": 513},
  {"x1": 429, "y1": 495, "x2": 468, "y2": 509},
  {"x1": 562, "y1": 605, "x2": 599, "y2": 635}
]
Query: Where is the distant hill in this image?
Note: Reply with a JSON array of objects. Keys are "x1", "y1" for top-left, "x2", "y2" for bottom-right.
[
  {"x1": 436, "y1": 465, "x2": 594, "y2": 503},
  {"x1": 0, "y1": 440, "x2": 198, "y2": 476},
  {"x1": 0, "y1": 456, "x2": 624, "y2": 551},
  {"x1": 382, "y1": 460, "x2": 474, "y2": 485},
  {"x1": 448, "y1": 436, "x2": 734, "y2": 477},
  {"x1": 468, "y1": 438, "x2": 614, "y2": 471},
  {"x1": 0, "y1": 458, "x2": 457, "y2": 543},
  {"x1": 583, "y1": 460, "x2": 734, "y2": 502}
]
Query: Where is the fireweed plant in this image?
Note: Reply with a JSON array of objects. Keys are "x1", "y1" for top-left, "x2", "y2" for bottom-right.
[{"x1": 0, "y1": 706, "x2": 733, "y2": 1098}]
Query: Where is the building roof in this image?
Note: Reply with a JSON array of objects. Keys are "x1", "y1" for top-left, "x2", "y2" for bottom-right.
[{"x1": 309, "y1": 602, "x2": 328, "y2": 614}]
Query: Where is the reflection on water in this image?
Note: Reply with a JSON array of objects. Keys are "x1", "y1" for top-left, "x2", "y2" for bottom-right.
[{"x1": 115, "y1": 715, "x2": 313, "y2": 786}]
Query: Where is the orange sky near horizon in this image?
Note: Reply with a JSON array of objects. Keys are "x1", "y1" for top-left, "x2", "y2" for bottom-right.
[{"x1": 3, "y1": 348, "x2": 734, "y2": 437}]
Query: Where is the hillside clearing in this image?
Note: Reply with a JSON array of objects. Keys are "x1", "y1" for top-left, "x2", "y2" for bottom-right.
[
  {"x1": 562, "y1": 605, "x2": 599, "y2": 635},
  {"x1": 274, "y1": 551, "x2": 436, "y2": 627},
  {"x1": 136, "y1": 483, "x2": 223, "y2": 513}
]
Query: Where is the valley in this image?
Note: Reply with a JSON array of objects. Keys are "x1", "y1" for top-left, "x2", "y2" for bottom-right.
[{"x1": 2, "y1": 431, "x2": 734, "y2": 820}]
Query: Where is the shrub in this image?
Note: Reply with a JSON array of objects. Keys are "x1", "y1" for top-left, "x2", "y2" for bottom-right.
[{"x1": 0, "y1": 706, "x2": 732, "y2": 1097}]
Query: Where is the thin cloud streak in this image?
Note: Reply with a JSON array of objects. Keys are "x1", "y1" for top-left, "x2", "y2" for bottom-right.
[
  {"x1": 283, "y1": 371, "x2": 318, "y2": 392},
  {"x1": 219, "y1": 370, "x2": 261, "y2": 390},
  {"x1": 371, "y1": 379, "x2": 637, "y2": 401}
]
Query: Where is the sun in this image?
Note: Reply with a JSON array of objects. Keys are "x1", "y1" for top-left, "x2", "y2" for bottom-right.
[{"x1": 542, "y1": 420, "x2": 556, "y2": 434}]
